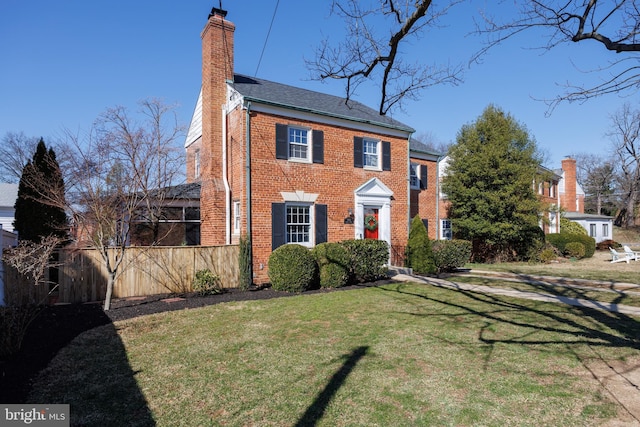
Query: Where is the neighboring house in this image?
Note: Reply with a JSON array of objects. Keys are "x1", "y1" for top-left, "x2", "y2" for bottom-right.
[
  {"x1": 408, "y1": 139, "x2": 444, "y2": 239},
  {"x1": 129, "y1": 183, "x2": 202, "y2": 246},
  {"x1": 555, "y1": 157, "x2": 613, "y2": 243},
  {"x1": 435, "y1": 156, "x2": 609, "y2": 240},
  {"x1": 186, "y1": 8, "x2": 424, "y2": 284},
  {"x1": 0, "y1": 183, "x2": 18, "y2": 234}
]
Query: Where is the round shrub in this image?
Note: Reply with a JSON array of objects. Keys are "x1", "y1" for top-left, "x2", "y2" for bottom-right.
[
  {"x1": 560, "y1": 217, "x2": 587, "y2": 235},
  {"x1": 538, "y1": 248, "x2": 558, "y2": 263},
  {"x1": 341, "y1": 239, "x2": 390, "y2": 282},
  {"x1": 313, "y1": 243, "x2": 350, "y2": 288},
  {"x1": 432, "y1": 239, "x2": 472, "y2": 273},
  {"x1": 193, "y1": 269, "x2": 222, "y2": 295},
  {"x1": 564, "y1": 242, "x2": 585, "y2": 259},
  {"x1": 268, "y1": 244, "x2": 318, "y2": 292}
]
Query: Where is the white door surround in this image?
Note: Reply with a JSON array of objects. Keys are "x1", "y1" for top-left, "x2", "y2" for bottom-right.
[{"x1": 353, "y1": 178, "x2": 393, "y2": 248}]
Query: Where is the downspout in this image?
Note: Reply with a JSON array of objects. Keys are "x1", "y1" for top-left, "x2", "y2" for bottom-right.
[
  {"x1": 435, "y1": 154, "x2": 444, "y2": 240},
  {"x1": 556, "y1": 180, "x2": 561, "y2": 233},
  {"x1": 222, "y1": 104, "x2": 231, "y2": 244},
  {"x1": 245, "y1": 102, "x2": 253, "y2": 281}
]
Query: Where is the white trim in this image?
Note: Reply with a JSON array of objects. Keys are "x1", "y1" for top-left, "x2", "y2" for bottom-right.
[
  {"x1": 281, "y1": 190, "x2": 319, "y2": 203},
  {"x1": 354, "y1": 178, "x2": 393, "y2": 250}
]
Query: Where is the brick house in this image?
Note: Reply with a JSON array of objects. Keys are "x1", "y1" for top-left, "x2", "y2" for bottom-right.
[{"x1": 185, "y1": 8, "x2": 439, "y2": 284}]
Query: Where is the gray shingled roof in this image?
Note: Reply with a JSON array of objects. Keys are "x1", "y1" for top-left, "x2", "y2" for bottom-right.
[
  {"x1": 409, "y1": 138, "x2": 443, "y2": 156},
  {"x1": 231, "y1": 74, "x2": 414, "y2": 133}
]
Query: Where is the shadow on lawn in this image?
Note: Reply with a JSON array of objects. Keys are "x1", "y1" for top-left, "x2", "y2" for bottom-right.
[
  {"x1": 26, "y1": 322, "x2": 156, "y2": 427},
  {"x1": 295, "y1": 346, "x2": 369, "y2": 427}
]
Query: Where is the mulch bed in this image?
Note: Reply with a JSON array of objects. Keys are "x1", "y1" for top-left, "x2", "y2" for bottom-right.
[{"x1": 0, "y1": 282, "x2": 382, "y2": 404}]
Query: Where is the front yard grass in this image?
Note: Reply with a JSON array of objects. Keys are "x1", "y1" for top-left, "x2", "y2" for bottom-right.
[{"x1": 29, "y1": 282, "x2": 639, "y2": 426}]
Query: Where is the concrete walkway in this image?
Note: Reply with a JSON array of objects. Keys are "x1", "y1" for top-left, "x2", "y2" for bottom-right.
[{"x1": 391, "y1": 271, "x2": 640, "y2": 318}]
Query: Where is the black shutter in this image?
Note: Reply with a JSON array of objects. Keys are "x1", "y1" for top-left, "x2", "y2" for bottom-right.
[
  {"x1": 382, "y1": 141, "x2": 391, "y2": 171},
  {"x1": 272, "y1": 203, "x2": 286, "y2": 250},
  {"x1": 422, "y1": 219, "x2": 429, "y2": 234},
  {"x1": 312, "y1": 130, "x2": 324, "y2": 164},
  {"x1": 315, "y1": 204, "x2": 328, "y2": 244},
  {"x1": 275, "y1": 124, "x2": 288, "y2": 160},
  {"x1": 420, "y1": 164, "x2": 428, "y2": 189},
  {"x1": 354, "y1": 137, "x2": 363, "y2": 168}
]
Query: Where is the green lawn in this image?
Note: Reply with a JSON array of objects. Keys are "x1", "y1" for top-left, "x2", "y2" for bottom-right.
[{"x1": 28, "y1": 282, "x2": 639, "y2": 426}]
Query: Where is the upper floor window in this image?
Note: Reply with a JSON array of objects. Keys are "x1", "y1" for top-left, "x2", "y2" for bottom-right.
[
  {"x1": 354, "y1": 137, "x2": 391, "y2": 171},
  {"x1": 275, "y1": 123, "x2": 324, "y2": 164},
  {"x1": 363, "y1": 138, "x2": 379, "y2": 168},
  {"x1": 288, "y1": 127, "x2": 309, "y2": 161},
  {"x1": 410, "y1": 163, "x2": 420, "y2": 189}
]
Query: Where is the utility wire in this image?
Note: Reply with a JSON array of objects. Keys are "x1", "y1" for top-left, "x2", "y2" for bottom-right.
[{"x1": 255, "y1": 0, "x2": 280, "y2": 77}]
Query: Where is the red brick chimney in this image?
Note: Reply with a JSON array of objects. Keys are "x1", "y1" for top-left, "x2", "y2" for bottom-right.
[
  {"x1": 561, "y1": 157, "x2": 578, "y2": 213},
  {"x1": 200, "y1": 8, "x2": 235, "y2": 245}
]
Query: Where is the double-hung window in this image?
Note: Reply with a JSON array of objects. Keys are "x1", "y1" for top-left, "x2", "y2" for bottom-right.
[
  {"x1": 363, "y1": 138, "x2": 379, "y2": 168},
  {"x1": 441, "y1": 219, "x2": 452, "y2": 240},
  {"x1": 288, "y1": 127, "x2": 309, "y2": 161},
  {"x1": 410, "y1": 163, "x2": 420, "y2": 189},
  {"x1": 275, "y1": 123, "x2": 324, "y2": 164},
  {"x1": 233, "y1": 201, "x2": 241, "y2": 234},
  {"x1": 286, "y1": 204, "x2": 311, "y2": 245},
  {"x1": 354, "y1": 136, "x2": 391, "y2": 170}
]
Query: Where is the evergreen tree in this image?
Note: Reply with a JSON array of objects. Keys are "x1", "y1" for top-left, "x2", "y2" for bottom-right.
[
  {"x1": 14, "y1": 139, "x2": 68, "y2": 242},
  {"x1": 442, "y1": 105, "x2": 544, "y2": 262},
  {"x1": 405, "y1": 215, "x2": 436, "y2": 274}
]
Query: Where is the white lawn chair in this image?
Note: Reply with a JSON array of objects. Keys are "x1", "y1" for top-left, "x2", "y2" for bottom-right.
[
  {"x1": 609, "y1": 247, "x2": 631, "y2": 264},
  {"x1": 623, "y1": 245, "x2": 640, "y2": 261}
]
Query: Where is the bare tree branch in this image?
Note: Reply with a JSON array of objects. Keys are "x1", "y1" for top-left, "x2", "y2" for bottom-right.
[
  {"x1": 307, "y1": 0, "x2": 464, "y2": 115},
  {"x1": 475, "y1": 0, "x2": 640, "y2": 109}
]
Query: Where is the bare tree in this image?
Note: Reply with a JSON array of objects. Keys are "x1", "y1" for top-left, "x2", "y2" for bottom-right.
[
  {"x1": 35, "y1": 99, "x2": 186, "y2": 310},
  {"x1": 0, "y1": 132, "x2": 39, "y2": 183},
  {"x1": 477, "y1": 0, "x2": 640, "y2": 108},
  {"x1": 307, "y1": 0, "x2": 464, "y2": 115},
  {"x1": 606, "y1": 102, "x2": 640, "y2": 227},
  {"x1": 572, "y1": 152, "x2": 616, "y2": 215}
]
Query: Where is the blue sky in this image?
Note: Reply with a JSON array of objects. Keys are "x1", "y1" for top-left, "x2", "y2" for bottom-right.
[{"x1": 1, "y1": 1, "x2": 634, "y2": 168}]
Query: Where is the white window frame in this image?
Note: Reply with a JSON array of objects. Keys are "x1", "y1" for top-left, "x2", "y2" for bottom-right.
[
  {"x1": 288, "y1": 126, "x2": 311, "y2": 163},
  {"x1": 233, "y1": 200, "x2": 240, "y2": 234},
  {"x1": 602, "y1": 223, "x2": 609, "y2": 237},
  {"x1": 410, "y1": 163, "x2": 420, "y2": 190},
  {"x1": 441, "y1": 219, "x2": 452, "y2": 240},
  {"x1": 286, "y1": 203, "x2": 313, "y2": 247},
  {"x1": 589, "y1": 223, "x2": 597, "y2": 237},
  {"x1": 194, "y1": 149, "x2": 200, "y2": 179},
  {"x1": 363, "y1": 138, "x2": 380, "y2": 170}
]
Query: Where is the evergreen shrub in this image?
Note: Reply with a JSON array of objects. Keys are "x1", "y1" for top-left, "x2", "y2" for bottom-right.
[
  {"x1": 313, "y1": 242, "x2": 350, "y2": 288},
  {"x1": 193, "y1": 269, "x2": 222, "y2": 295},
  {"x1": 268, "y1": 244, "x2": 318, "y2": 292},
  {"x1": 432, "y1": 239, "x2": 472, "y2": 273},
  {"x1": 405, "y1": 215, "x2": 436, "y2": 275},
  {"x1": 547, "y1": 233, "x2": 596, "y2": 258},
  {"x1": 341, "y1": 239, "x2": 389, "y2": 283},
  {"x1": 564, "y1": 242, "x2": 585, "y2": 259}
]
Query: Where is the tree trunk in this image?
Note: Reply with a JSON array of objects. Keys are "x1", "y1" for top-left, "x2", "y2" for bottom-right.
[{"x1": 103, "y1": 271, "x2": 116, "y2": 311}]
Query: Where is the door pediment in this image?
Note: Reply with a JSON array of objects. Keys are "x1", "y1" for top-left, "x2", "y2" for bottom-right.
[{"x1": 354, "y1": 178, "x2": 393, "y2": 198}]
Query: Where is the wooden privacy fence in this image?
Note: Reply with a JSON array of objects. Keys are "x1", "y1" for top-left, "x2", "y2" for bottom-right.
[{"x1": 3, "y1": 245, "x2": 239, "y2": 305}]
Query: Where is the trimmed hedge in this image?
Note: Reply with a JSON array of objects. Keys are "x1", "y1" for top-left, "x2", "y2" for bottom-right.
[
  {"x1": 547, "y1": 233, "x2": 596, "y2": 258},
  {"x1": 313, "y1": 242, "x2": 350, "y2": 288},
  {"x1": 268, "y1": 244, "x2": 318, "y2": 292},
  {"x1": 431, "y1": 239, "x2": 472, "y2": 273},
  {"x1": 341, "y1": 239, "x2": 389, "y2": 283}
]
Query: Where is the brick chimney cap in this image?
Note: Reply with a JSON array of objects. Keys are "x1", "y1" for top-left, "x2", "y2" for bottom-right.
[{"x1": 209, "y1": 7, "x2": 228, "y2": 19}]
